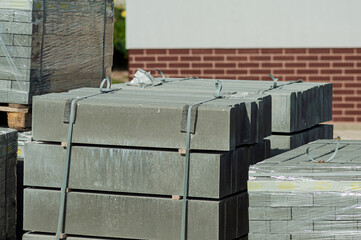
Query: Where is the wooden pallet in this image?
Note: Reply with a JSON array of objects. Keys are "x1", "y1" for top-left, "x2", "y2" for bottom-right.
[{"x1": 0, "y1": 104, "x2": 31, "y2": 131}]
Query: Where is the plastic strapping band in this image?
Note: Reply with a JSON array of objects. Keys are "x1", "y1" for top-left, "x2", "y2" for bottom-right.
[
  {"x1": 269, "y1": 73, "x2": 278, "y2": 88},
  {"x1": 177, "y1": 77, "x2": 199, "y2": 81},
  {"x1": 56, "y1": 79, "x2": 121, "y2": 240},
  {"x1": 306, "y1": 136, "x2": 341, "y2": 163},
  {"x1": 154, "y1": 69, "x2": 166, "y2": 83},
  {"x1": 39, "y1": 0, "x2": 46, "y2": 94},
  {"x1": 258, "y1": 78, "x2": 303, "y2": 94},
  {"x1": 180, "y1": 81, "x2": 222, "y2": 240},
  {"x1": 101, "y1": 0, "x2": 107, "y2": 79}
]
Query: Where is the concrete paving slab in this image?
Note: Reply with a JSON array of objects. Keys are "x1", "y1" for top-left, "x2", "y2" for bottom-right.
[
  {"x1": 22, "y1": 233, "x2": 250, "y2": 240},
  {"x1": 24, "y1": 141, "x2": 267, "y2": 198},
  {"x1": 266, "y1": 124, "x2": 333, "y2": 156},
  {"x1": 32, "y1": 88, "x2": 269, "y2": 150},
  {"x1": 23, "y1": 188, "x2": 248, "y2": 240},
  {"x1": 117, "y1": 78, "x2": 331, "y2": 133}
]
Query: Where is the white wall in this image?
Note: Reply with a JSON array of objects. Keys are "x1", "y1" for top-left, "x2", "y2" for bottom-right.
[{"x1": 127, "y1": 0, "x2": 361, "y2": 49}]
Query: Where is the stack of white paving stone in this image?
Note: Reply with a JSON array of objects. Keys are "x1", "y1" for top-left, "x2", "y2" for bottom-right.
[
  {"x1": 23, "y1": 79, "x2": 272, "y2": 240},
  {"x1": 0, "y1": 128, "x2": 17, "y2": 240},
  {"x1": 0, "y1": 0, "x2": 114, "y2": 104},
  {"x1": 249, "y1": 139, "x2": 361, "y2": 240}
]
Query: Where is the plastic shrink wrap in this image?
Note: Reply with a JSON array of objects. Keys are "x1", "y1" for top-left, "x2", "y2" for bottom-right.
[
  {"x1": 249, "y1": 139, "x2": 361, "y2": 240},
  {"x1": 0, "y1": 0, "x2": 114, "y2": 104},
  {"x1": 0, "y1": 128, "x2": 17, "y2": 240}
]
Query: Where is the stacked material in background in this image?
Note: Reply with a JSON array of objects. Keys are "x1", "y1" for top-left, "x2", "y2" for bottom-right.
[
  {"x1": 267, "y1": 124, "x2": 333, "y2": 156},
  {"x1": 259, "y1": 80, "x2": 333, "y2": 156},
  {"x1": 0, "y1": 0, "x2": 114, "y2": 104},
  {"x1": 0, "y1": 128, "x2": 17, "y2": 240},
  {"x1": 23, "y1": 79, "x2": 272, "y2": 239},
  {"x1": 248, "y1": 139, "x2": 361, "y2": 240}
]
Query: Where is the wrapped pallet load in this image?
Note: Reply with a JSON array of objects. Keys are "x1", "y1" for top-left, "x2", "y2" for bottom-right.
[
  {"x1": 249, "y1": 139, "x2": 361, "y2": 240},
  {"x1": 0, "y1": 128, "x2": 17, "y2": 240},
  {"x1": 0, "y1": 0, "x2": 114, "y2": 104}
]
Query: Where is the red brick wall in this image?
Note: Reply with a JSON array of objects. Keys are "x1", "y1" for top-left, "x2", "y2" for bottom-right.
[{"x1": 128, "y1": 48, "x2": 361, "y2": 122}]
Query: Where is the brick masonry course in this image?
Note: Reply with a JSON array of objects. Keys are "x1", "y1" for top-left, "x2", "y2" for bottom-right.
[{"x1": 128, "y1": 48, "x2": 361, "y2": 122}]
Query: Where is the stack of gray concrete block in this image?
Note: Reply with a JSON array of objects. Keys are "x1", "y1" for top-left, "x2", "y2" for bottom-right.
[
  {"x1": 23, "y1": 81, "x2": 272, "y2": 240},
  {"x1": 248, "y1": 140, "x2": 361, "y2": 240},
  {"x1": 120, "y1": 78, "x2": 333, "y2": 156},
  {"x1": 16, "y1": 131, "x2": 32, "y2": 238},
  {"x1": 266, "y1": 124, "x2": 333, "y2": 156},
  {"x1": 0, "y1": 0, "x2": 114, "y2": 104},
  {"x1": 0, "y1": 128, "x2": 17, "y2": 240}
]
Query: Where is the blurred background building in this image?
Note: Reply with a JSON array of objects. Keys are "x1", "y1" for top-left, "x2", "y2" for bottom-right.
[{"x1": 115, "y1": 0, "x2": 361, "y2": 123}]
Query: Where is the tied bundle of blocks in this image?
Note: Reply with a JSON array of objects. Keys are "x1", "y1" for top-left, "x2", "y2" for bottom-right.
[
  {"x1": 259, "y1": 78, "x2": 333, "y2": 156},
  {"x1": 0, "y1": 128, "x2": 17, "y2": 240},
  {"x1": 248, "y1": 139, "x2": 361, "y2": 240},
  {"x1": 0, "y1": 0, "x2": 114, "y2": 129},
  {"x1": 23, "y1": 79, "x2": 272, "y2": 240}
]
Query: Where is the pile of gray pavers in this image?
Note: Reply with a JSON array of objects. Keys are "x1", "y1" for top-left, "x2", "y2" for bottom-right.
[
  {"x1": 16, "y1": 131, "x2": 32, "y2": 238},
  {"x1": 258, "y1": 80, "x2": 333, "y2": 156},
  {"x1": 0, "y1": 128, "x2": 17, "y2": 240},
  {"x1": 0, "y1": 0, "x2": 114, "y2": 104},
  {"x1": 22, "y1": 79, "x2": 272, "y2": 240},
  {"x1": 248, "y1": 139, "x2": 361, "y2": 240},
  {"x1": 121, "y1": 77, "x2": 333, "y2": 156}
]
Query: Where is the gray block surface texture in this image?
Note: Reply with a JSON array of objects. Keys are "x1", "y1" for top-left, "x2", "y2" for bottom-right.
[
  {"x1": 114, "y1": 78, "x2": 332, "y2": 133},
  {"x1": 266, "y1": 124, "x2": 333, "y2": 156},
  {"x1": 248, "y1": 140, "x2": 361, "y2": 238},
  {"x1": 0, "y1": 128, "x2": 17, "y2": 240},
  {"x1": 32, "y1": 83, "x2": 272, "y2": 151},
  {"x1": 22, "y1": 233, "x2": 249, "y2": 240},
  {"x1": 24, "y1": 140, "x2": 269, "y2": 199},
  {"x1": 23, "y1": 188, "x2": 249, "y2": 240}
]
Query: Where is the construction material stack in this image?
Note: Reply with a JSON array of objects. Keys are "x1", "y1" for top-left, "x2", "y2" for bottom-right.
[
  {"x1": 23, "y1": 79, "x2": 271, "y2": 240},
  {"x1": 153, "y1": 78, "x2": 333, "y2": 156},
  {"x1": 0, "y1": 128, "x2": 17, "y2": 240},
  {"x1": 248, "y1": 139, "x2": 361, "y2": 240},
  {"x1": 134, "y1": 77, "x2": 332, "y2": 156},
  {"x1": 0, "y1": 0, "x2": 114, "y2": 123},
  {"x1": 1, "y1": 0, "x2": 114, "y2": 236},
  {"x1": 257, "y1": 80, "x2": 333, "y2": 156},
  {"x1": 16, "y1": 131, "x2": 32, "y2": 238}
]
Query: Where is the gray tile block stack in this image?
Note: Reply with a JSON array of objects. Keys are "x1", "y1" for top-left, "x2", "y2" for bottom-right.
[
  {"x1": 22, "y1": 233, "x2": 250, "y2": 240},
  {"x1": 266, "y1": 124, "x2": 334, "y2": 156},
  {"x1": 0, "y1": 0, "x2": 114, "y2": 104},
  {"x1": 16, "y1": 131, "x2": 32, "y2": 238},
  {"x1": 121, "y1": 78, "x2": 333, "y2": 156},
  {"x1": 23, "y1": 81, "x2": 272, "y2": 239},
  {"x1": 0, "y1": 128, "x2": 17, "y2": 240},
  {"x1": 17, "y1": 131, "x2": 32, "y2": 162},
  {"x1": 248, "y1": 140, "x2": 361, "y2": 240}
]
